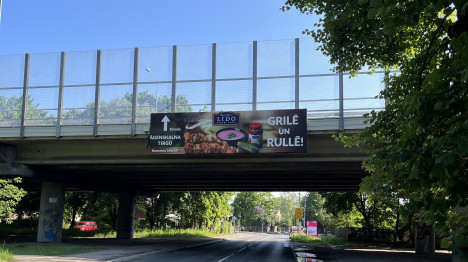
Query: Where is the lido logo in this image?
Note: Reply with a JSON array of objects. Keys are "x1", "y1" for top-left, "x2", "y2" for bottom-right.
[{"x1": 213, "y1": 112, "x2": 240, "y2": 125}]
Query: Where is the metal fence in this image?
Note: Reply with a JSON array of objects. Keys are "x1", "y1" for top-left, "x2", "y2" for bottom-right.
[{"x1": 0, "y1": 38, "x2": 386, "y2": 137}]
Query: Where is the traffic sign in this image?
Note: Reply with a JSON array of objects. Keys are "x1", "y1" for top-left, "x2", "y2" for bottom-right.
[{"x1": 295, "y1": 208, "x2": 303, "y2": 219}]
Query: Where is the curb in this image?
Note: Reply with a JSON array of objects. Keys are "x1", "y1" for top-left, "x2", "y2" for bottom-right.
[{"x1": 290, "y1": 242, "x2": 298, "y2": 261}]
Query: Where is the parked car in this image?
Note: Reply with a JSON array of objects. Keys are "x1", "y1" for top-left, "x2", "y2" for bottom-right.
[{"x1": 74, "y1": 221, "x2": 97, "y2": 231}]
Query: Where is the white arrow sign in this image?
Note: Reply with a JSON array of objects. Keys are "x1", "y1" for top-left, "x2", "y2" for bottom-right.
[{"x1": 161, "y1": 115, "x2": 170, "y2": 131}]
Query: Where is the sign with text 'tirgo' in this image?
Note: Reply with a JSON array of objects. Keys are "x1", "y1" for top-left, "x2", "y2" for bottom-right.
[{"x1": 148, "y1": 109, "x2": 307, "y2": 154}]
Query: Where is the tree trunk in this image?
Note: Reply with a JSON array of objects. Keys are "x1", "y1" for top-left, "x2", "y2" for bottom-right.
[
  {"x1": 354, "y1": 196, "x2": 373, "y2": 241},
  {"x1": 70, "y1": 204, "x2": 78, "y2": 228},
  {"x1": 408, "y1": 213, "x2": 414, "y2": 245},
  {"x1": 394, "y1": 210, "x2": 400, "y2": 245},
  {"x1": 109, "y1": 206, "x2": 117, "y2": 230}
]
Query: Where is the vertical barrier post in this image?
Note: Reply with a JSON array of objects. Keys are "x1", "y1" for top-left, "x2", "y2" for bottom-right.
[
  {"x1": 295, "y1": 38, "x2": 300, "y2": 109},
  {"x1": 252, "y1": 41, "x2": 258, "y2": 111},
  {"x1": 211, "y1": 43, "x2": 217, "y2": 112},
  {"x1": 339, "y1": 73, "x2": 344, "y2": 131},
  {"x1": 20, "y1": 54, "x2": 30, "y2": 138},
  {"x1": 93, "y1": 50, "x2": 102, "y2": 137},
  {"x1": 131, "y1": 47, "x2": 139, "y2": 136},
  {"x1": 56, "y1": 52, "x2": 66, "y2": 138},
  {"x1": 171, "y1": 45, "x2": 177, "y2": 113}
]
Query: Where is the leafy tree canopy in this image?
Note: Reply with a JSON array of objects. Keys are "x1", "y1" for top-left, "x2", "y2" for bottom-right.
[
  {"x1": 0, "y1": 178, "x2": 26, "y2": 223},
  {"x1": 232, "y1": 192, "x2": 275, "y2": 226},
  {"x1": 285, "y1": 0, "x2": 467, "y2": 255},
  {"x1": 303, "y1": 192, "x2": 333, "y2": 229}
]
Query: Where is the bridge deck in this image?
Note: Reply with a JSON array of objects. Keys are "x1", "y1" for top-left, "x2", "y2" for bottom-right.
[{"x1": 1, "y1": 118, "x2": 368, "y2": 193}]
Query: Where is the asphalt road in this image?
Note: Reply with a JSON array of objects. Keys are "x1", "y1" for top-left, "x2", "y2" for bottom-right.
[{"x1": 132, "y1": 232, "x2": 295, "y2": 262}]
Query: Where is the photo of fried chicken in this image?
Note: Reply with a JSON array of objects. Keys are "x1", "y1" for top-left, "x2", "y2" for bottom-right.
[{"x1": 184, "y1": 132, "x2": 237, "y2": 154}]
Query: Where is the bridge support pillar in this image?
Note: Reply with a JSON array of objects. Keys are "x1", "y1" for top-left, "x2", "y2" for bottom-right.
[
  {"x1": 415, "y1": 223, "x2": 435, "y2": 254},
  {"x1": 37, "y1": 182, "x2": 65, "y2": 243},
  {"x1": 116, "y1": 192, "x2": 136, "y2": 239},
  {"x1": 452, "y1": 206, "x2": 467, "y2": 262}
]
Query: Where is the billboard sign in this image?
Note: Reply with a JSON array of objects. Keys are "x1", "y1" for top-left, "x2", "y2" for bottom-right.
[
  {"x1": 148, "y1": 109, "x2": 307, "y2": 154},
  {"x1": 307, "y1": 221, "x2": 318, "y2": 237}
]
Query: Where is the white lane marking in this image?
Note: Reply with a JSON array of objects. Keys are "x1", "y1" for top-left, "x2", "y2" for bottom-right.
[
  {"x1": 218, "y1": 253, "x2": 235, "y2": 262},
  {"x1": 217, "y1": 235, "x2": 269, "y2": 262},
  {"x1": 237, "y1": 247, "x2": 247, "y2": 252}
]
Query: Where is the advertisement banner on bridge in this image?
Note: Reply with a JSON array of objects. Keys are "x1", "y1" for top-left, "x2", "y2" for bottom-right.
[{"x1": 148, "y1": 109, "x2": 307, "y2": 154}]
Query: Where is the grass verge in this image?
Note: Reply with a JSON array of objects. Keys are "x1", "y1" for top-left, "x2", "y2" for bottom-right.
[
  {"x1": 62, "y1": 228, "x2": 224, "y2": 239},
  {"x1": 0, "y1": 243, "x2": 14, "y2": 262},
  {"x1": 4, "y1": 243, "x2": 106, "y2": 256},
  {"x1": 289, "y1": 234, "x2": 325, "y2": 244},
  {"x1": 321, "y1": 235, "x2": 368, "y2": 247},
  {"x1": 290, "y1": 234, "x2": 367, "y2": 247},
  {"x1": 134, "y1": 228, "x2": 219, "y2": 238}
]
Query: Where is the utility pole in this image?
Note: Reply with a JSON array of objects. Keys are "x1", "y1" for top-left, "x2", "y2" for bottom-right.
[
  {"x1": 304, "y1": 196, "x2": 306, "y2": 233},
  {"x1": 298, "y1": 192, "x2": 301, "y2": 229}
]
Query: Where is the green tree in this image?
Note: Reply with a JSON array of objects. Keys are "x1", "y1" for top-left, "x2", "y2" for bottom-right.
[
  {"x1": 15, "y1": 192, "x2": 40, "y2": 221},
  {"x1": 141, "y1": 192, "x2": 184, "y2": 229},
  {"x1": 285, "y1": 0, "x2": 468, "y2": 256},
  {"x1": 303, "y1": 192, "x2": 332, "y2": 230},
  {"x1": 65, "y1": 192, "x2": 92, "y2": 228},
  {"x1": 231, "y1": 192, "x2": 275, "y2": 227},
  {"x1": 274, "y1": 193, "x2": 296, "y2": 227},
  {"x1": 178, "y1": 192, "x2": 233, "y2": 230},
  {"x1": 62, "y1": 91, "x2": 195, "y2": 121},
  {"x1": 0, "y1": 178, "x2": 26, "y2": 223},
  {"x1": 0, "y1": 95, "x2": 23, "y2": 120},
  {"x1": 0, "y1": 95, "x2": 51, "y2": 121},
  {"x1": 74, "y1": 192, "x2": 118, "y2": 230},
  {"x1": 322, "y1": 192, "x2": 396, "y2": 240},
  {"x1": 140, "y1": 191, "x2": 232, "y2": 231}
]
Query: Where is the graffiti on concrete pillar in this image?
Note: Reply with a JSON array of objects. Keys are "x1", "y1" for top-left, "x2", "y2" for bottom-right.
[
  {"x1": 40, "y1": 205, "x2": 63, "y2": 242},
  {"x1": 44, "y1": 229, "x2": 58, "y2": 242}
]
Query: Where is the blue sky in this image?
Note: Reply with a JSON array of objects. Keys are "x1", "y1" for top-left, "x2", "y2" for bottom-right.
[
  {"x1": 0, "y1": 0, "x2": 317, "y2": 55},
  {"x1": 0, "y1": 1, "x2": 385, "y2": 120}
]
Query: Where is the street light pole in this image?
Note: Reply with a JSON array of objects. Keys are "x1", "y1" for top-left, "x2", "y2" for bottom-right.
[{"x1": 145, "y1": 67, "x2": 159, "y2": 113}]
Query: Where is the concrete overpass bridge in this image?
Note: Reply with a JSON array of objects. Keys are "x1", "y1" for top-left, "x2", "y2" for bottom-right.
[
  {"x1": 0, "y1": 38, "x2": 384, "y2": 241},
  {"x1": 0, "y1": 117, "x2": 369, "y2": 193}
]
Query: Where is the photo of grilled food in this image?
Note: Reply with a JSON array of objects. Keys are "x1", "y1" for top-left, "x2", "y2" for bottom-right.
[{"x1": 183, "y1": 131, "x2": 237, "y2": 154}]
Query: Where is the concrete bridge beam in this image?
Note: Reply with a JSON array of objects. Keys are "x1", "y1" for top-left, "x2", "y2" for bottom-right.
[{"x1": 36, "y1": 182, "x2": 65, "y2": 243}]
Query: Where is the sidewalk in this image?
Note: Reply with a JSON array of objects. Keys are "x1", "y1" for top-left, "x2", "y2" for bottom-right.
[{"x1": 13, "y1": 235, "x2": 240, "y2": 262}]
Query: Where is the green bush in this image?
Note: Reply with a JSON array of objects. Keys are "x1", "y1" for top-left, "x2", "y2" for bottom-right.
[
  {"x1": 289, "y1": 234, "x2": 324, "y2": 244},
  {"x1": 320, "y1": 235, "x2": 348, "y2": 245},
  {"x1": 219, "y1": 222, "x2": 233, "y2": 234},
  {"x1": 210, "y1": 222, "x2": 233, "y2": 234}
]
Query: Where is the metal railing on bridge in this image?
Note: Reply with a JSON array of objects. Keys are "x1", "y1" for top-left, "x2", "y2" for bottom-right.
[{"x1": 0, "y1": 38, "x2": 386, "y2": 138}]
